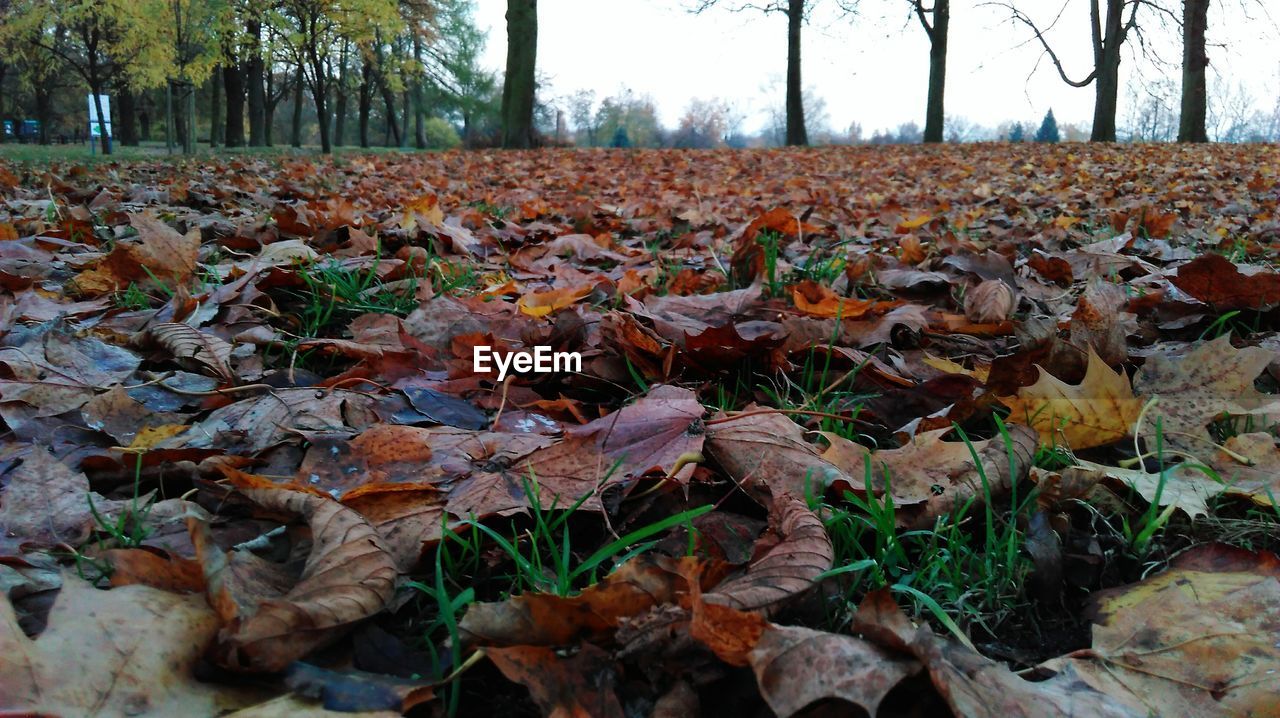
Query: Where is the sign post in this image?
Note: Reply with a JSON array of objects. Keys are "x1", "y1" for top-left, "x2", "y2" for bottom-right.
[{"x1": 87, "y1": 94, "x2": 112, "y2": 154}]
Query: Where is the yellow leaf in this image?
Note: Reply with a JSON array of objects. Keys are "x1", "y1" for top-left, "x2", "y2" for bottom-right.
[
  {"x1": 921, "y1": 353, "x2": 991, "y2": 383},
  {"x1": 517, "y1": 284, "x2": 595, "y2": 318},
  {"x1": 1054, "y1": 215, "x2": 1082, "y2": 229},
  {"x1": 896, "y1": 214, "x2": 932, "y2": 231},
  {"x1": 401, "y1": 194, "x2": 445, "y2": 231},
  {"x1": 1000, "y1": 349, "x2": 1144, "y2": 450},
  {"x1": 125, "y1": 424, "x2": 190, "y2": 451}
]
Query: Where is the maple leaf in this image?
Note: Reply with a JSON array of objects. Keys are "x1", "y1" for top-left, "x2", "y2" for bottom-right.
[
  {"x1": 1132, "y1": 335, "x2": 1280, "y2": 455},
  {"x1": 0, "y1": 572, "x2": 256, "y2": 716},
  {"x1": 1043, "y1": 544, "x2": 1280, "y2": 716},
  {"x1": 1000, "y1": 349, "x2": 1144, "y2": 450},
  {"x1": 820, "y1": 425, "x2": 1038, "y2": 528}
]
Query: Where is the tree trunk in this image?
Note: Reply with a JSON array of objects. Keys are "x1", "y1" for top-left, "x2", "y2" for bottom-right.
[
  {"x1": 35, "y1": 85, "x2": 53, "y2": 144},
  {"x1": 501, "y1": 0, "x2": 537, "y2": 148},
  {"x1": 400, "y1": 87, "x2": 411, "y2": 147},
  {"x1": 380, "y1": 77, "x2": 400, "y2": 146},
  {"x1": 413, "y1": 36, "x2": 426, "y2": 149},
  {"x1": 784, "y1": 0, "x2": 807, "y2": 146},
  {"x1": 333, "y1": 43, "x2": 350, "y2": 147},
  {"x1": 174, "y1": 84, "x2": 190, "y2": 154},
  {"x1": 291, "y1": 67, "x2": 304, "y2": 148},
  {"x1": 334, "y1": 82, "x2": 348, "y2": 148},
  {"x1": 225, "y1": 63, "x2": 246, "y2": 147},
  {"x1": 308, "y1": 51, "x2": 332, "y2": 154},
  {"x1": 118, "y1": 87, "x2": 139, "y2": 146},
  {"x1": 1089, "y1": 0, "x2": 1123, "y2": 142},
  {"x1": 923, "y1": 0, "x2": 949, "y2": 143},
  {"x1": 1178, "y1": 0, "x2": 1210, "y2": 143},
  {"x1": 359, "y1": 58, "x2": 372, "y2": 148},
  {"x1": 89, "y1": 71, "x2": 111, "y2": 154},
  {"x1": 210, "y1": 67, "x2": 223, "y2": 147},
  {"x1": 264, "y1": 69, "x2": 281, "y2": 146},
  {"x1": 247, "y1": 19, "x2": 266, "y2": 146}
]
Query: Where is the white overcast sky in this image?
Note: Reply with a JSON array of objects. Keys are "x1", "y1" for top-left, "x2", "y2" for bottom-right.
[{"x1": 473, "y1": 0, "x2": 1280, "y2": 136}]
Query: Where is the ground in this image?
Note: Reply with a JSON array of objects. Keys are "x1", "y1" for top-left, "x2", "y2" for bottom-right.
[{"x1": 0, "y1": 143, "x2": 1278, "y2": 717}]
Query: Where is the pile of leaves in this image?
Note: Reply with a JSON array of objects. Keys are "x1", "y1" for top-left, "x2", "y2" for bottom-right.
[{"x1": 0, "y1": 144, "x2": 1278, "y2": 717}]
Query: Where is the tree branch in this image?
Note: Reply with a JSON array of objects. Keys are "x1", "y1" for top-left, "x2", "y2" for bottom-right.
[
  {"x1": 911, "y1": 0, "x2": 934, "y2": 38},
  {"x1": 987, "y1": 1, "x2": 1098, "y2": 88}
]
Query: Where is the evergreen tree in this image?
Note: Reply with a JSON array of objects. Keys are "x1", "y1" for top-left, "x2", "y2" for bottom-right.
[
  {"x1": 1008, "y1": 123, "x2": 1025, "y2": 142},
  {"x1": 610, "y1": 125, "x2": 630, "y2": 148},
  {"x1": 1035, "y1": 109, "x2": 1060, "y2": 143}
]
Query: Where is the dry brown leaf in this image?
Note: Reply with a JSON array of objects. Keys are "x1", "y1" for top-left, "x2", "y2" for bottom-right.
[
  {"x1": 1208, "y1": 432, "x2": 1280, "y2": 506},
  {"x1": 705, "y1": 409, "x2": 852, "y2": 504},
  {"x1": 1043, "y1": 544, "x2": 1280, "y2": 716},
  {"x1": 748, "y1": 624, "x2": 921, "y2": 718},
  {"x1": 1133, "y1": 335, "x2": 1280, "y2": 454},
  {"x1": 456, "y1": 385, "x2": 704, "y2": 514},
  {"x1": 146, "y1": 322, "x2": 236, "y2": 380},
  {"x1": 823, "y1": 425, "x2": 1038, "y2": 528},
  {"x1": 704, "y1": 495, "x2": 833, "y2": 613},
  {"x1": 1074, "y1": 459, "x2": 1224, "y2": 518},
  {"x1": 1068, "y1": 277, "x2": 1130, "y2": 365},
  {"x1": 964, "y1": 279, "x2": 1016, "y2": 323},
  {"x1": 851, "y1": 590, "x2": 1138, "y2": 718},
  {"x1": 0, "y1": 571, "x2": 258, "y2": 716},
  {"x1": 189, "y1": 487, "x2": 398, "y2": 672},
  {"x1": 487, "y1": 644, "x2": 625, "y2": 718},
  {"x1": 1170, "y1": 252, "x2": 1280, "y2": 311},
  {"x1": 1000, "y1": 348, "x2": 1143, "y2": 450},
  {"x1": 76, "y1": 213, "x2": 199, "y2": 295},
  {"x1": 166, "y1": 388, "x2": 382, "y2": 454},
  {"x1": 459, "y1": 555, "x2": 698, "y2": 647},
  {"x1": 0, "y1": 447, "x2": 100, "y2": 548}
]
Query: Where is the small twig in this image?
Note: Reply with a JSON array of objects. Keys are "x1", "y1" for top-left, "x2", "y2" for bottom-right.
[
  {"x1": 438, "y1": 649, "x2": 485, "y2": 686},
  {"x1": 490, "y1": 375, "x2": 512, "y2": 429},
  {"x1": 155, "y1": 380, "x2": 274, "y2": 396}
]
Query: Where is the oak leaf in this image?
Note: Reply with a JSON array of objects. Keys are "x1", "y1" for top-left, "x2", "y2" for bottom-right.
[
  {"x1": 1000, "y1": 349, "x2": 1143, "y2": 450},
  {"x1": 1043, "y1": 544, "x2": 1280, "y2": 716}
]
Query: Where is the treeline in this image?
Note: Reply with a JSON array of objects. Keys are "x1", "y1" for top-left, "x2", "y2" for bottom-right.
[
  {"x1": 0, "y1": 0, "x2": 498, "y2": 154},
  {"x1": 0, "y1": 0, "x2": 1260, "y2": 154}
]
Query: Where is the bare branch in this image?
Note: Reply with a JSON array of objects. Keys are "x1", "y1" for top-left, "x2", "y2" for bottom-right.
[
  {"x1": 985, "y1": 1, "x2": 1097, "y2": 88},
  {"x1": 911, "y1": 0, "x2": 934, "y2": 38}
]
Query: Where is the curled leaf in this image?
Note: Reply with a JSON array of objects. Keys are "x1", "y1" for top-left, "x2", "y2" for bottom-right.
[{"x1": 189, "y1": 487, "x2": 398, "y2": 672}]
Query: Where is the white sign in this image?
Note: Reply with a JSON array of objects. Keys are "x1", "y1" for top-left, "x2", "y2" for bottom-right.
[{"x1": 87, "y1": 94, "x2": 112, "y2": 137}]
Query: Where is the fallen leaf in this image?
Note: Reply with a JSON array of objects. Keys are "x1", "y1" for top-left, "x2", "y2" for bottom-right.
[
  {"x1": 1170, "y1": 253, "x2": 1280, "y2": 310},
  {"x1": 1133, "y1": 335, "x2": 1280, "y2": 455},
  {"x1": 705, "y1": 409, "x2": 852, "y2": 503},
  {"x1": 145, "y1": 322, "x2": 236, "y2": 381},
  {"x1": 1000, "y1": 349, "x2": 1143, "y2": 450},
  {"x1": 0, "y1": 571, "x2": 256, "y2": 716},
  {"x1": 1043, "y1": 544, "x2": 1280, "y2": 716},
  {"x1": 748, "y1": 623, "x2": 920, "y2": 718},
  {"x1": 704, "y1": 495, "x2": 834, "y2": 613},
  {"x1": 487, "y1": 644, "x2": 625, "y2": 718},
  {"x1": 190, "y1": 487, "x2": 398, "y2": 672}
]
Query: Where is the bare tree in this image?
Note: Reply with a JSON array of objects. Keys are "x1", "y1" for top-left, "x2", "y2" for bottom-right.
[
  {"x1": 910, "y1": 0, "x2": 950, "y2": 143},
  {"x1": 1178, "y1": 0, "x2": 1210, "y2": 141},
  {"x1": 992, "y1": 0, "x2": 1167, "y2": 142},
  {"x1": 694, "y1": 0, "x2": 831, "y2": 146}
]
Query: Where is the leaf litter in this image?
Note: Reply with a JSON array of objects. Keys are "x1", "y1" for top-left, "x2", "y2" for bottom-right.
[{"x1": 1, "y1": 144, "x2": 1279, "y2": 716}]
